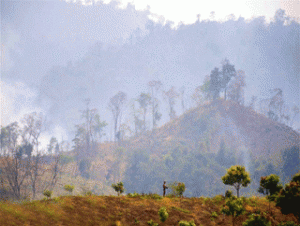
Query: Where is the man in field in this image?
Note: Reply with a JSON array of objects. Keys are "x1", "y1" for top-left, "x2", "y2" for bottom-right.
[{"x1": 163, "y1": 181, "x2": 168, "y2": 197}]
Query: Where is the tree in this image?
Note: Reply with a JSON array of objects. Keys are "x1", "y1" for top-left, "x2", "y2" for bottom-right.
[
  {"x1": 148, "y1": 80, "x2": 163, "y2": 129},
  {"x1": 209, "y1": 67, "x2": 222, "y2": 100},
  {"x1": 276, "y1": 178, "x2": 300, "y2": 220},
  {"x1": 111, "y1": 182, "x2": 124, "y2": 196},
  {"x1": 227, "y1": 70, "x2": 246, "y2": 105},
  {"x1": 109, "y1": 92, "x2": 127, "y2": 141},
  {"x1": 180, "y1": 86, "x2": 185, "y2": 113},
  {"x1": 163, "y1": 86, "x2": 179, "y2": 120},
  {"x1": 282, "y1": 146, "x2": 300, "y2": 180},
  {"x1": 222, "y1": 165, "x2": 251, "y2": 198},
  {"x1": 0, "y1": 122, "x2": 30, "y2": 200},
  {"x1": 136, "y1": 93, "x2": 151, "y2": 132},
  {"x1": 221, "y1": 58, "x2": 236, "y2": 100},
  {"x1": 192, "y1": 75, "x2": 212, "y2": 106},
  {"x1": 258, "y1": 174, "x2": 283, "y2": 211},
  {"x1": 222, "y1": 197, "x2": 245, "y2": 226}
]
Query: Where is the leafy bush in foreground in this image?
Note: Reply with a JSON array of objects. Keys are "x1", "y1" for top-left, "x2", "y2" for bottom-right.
[
  {"x1": 178, "y1": 220, "x2": 196, "y2": 226},
  {"x1": 242, "y1": 214, "x2": 271, "y2": 226},
  {"x1": 158, "y1": 207, "x2": 169, "y2": 222}
]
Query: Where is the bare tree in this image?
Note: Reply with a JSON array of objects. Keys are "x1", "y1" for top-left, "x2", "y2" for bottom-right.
[
  {"x1": 108, "y1": 92, "x2": 127, "y2": 142},
  {"x1": 0, "y1": 122, "x2": 30, "y2": 200},
  {"x1": 164, "y1": 87, "x2": 179, "y2": 120},
  {"x1": 227, "y1": 70, "x2": 246, "y2": 105},
  {"x1": 136, "y1": 93, "x2": 151, "y2": 132},
  {"x1": 148, "y1": 80, "x2": 162, "y2": 129}
]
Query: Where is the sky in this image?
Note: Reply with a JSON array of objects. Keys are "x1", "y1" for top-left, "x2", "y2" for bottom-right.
[
  {"x1": 87, "y1": 0, "x2": 300, "y2": 24},
  {"x1": 1, "y1": 0, "x2": 299, "y2": 149}
]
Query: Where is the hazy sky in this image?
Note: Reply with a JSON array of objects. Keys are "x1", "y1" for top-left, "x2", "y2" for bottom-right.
[
  {"x1": 84, "y1": 0, "x2": 300, "y2": 24},
  {"x1": 1, "y1": 0, "x2": 299, "y2": 148}
]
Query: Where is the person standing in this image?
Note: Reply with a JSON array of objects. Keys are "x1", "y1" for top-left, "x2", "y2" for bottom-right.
[{"x1": 163, "y1": 181, "x2": 168, "y2": 197}]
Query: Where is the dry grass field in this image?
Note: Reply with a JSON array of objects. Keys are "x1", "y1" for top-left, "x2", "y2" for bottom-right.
[{"x1": 0, "y1": 194, "x2": 298, "y2": 226}]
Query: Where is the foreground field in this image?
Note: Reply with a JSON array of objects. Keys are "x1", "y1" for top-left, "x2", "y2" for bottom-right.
[{"x1": 0, "y1": 195, "x2": 298, "y2": 226}]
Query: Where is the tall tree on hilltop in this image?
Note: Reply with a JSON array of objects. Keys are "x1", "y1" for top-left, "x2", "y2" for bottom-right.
[
  {"x1": 148, "y1": 80, "x2": 162, "y2": 129},
  {"x1": 164, "y1": 86, "x2": 179, "y2": 120},
  {"x1": 109, "y1": 92, "x2": 127, "y2": 142},
  {"x1": 227, "y1": 70, "x2": 246, "y2": 105},
  {"x1": 192, "y1": 75, "x2": 212, "y2": 106},
  {"x1": 221, "y1": 58, "x2": 236, "y2": 100},
  {"x1": 136, "y1": 93, "x2": 151, "y2": 132},
  {"x1": 268, "y1": 88, "x2": 284, "y2": 122},
  {"x1": 209, "y1": 67, "x2": 222, "y2": 101}
]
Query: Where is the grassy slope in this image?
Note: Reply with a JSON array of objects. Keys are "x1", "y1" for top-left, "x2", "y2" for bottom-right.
[{"x1": 0, "y1": 195, "x2": 298, "y2": 226}]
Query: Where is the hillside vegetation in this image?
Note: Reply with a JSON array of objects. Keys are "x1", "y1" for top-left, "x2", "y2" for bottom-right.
[{"x1": 0, "y1": 194, "x2": 299, "y2": 226}]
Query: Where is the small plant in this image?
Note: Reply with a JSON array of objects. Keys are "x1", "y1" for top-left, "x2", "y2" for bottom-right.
[
  {"x1": 178, "y1": 220, "x2": 196, "y2": 226},
  {"x1": 134, "y1": 218, "x2": 140, "y2": 224},
  {"x1": 158, "y1": 206, "x2": 169, "y2": 222},
  {"x1": 211, "y1": 211, "x2": 218, "y2": 218},
  {"x1": 43, "y1": 190, "x2": 53, "y2": 199},
  {"x1": 147, "y1": 219, "x2": 158, "y2": 226},
  {"x1": 225, "y1": 190, "x2": 234, "y2": 198},
  {"x1": 242, "y1": 214, "x2": 271, "y2": 226},
  {"x1": 64, "y1": 184, "x2": 75, "y2": 194},
  {"x1": 127, "y1": 191, "x2": 140, "y2": 198},
  {"x1": 222, "y1": 197, "x2": 245, "y2": 226},
  {"x1": 176, "y1": 183, "x2": 186, "y2": 197},
  {"x1": 111, "y1": 182, "x2": 124, "y2": 196}
]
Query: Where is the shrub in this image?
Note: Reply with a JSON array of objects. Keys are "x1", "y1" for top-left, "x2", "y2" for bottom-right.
[
  {"x1": 79, "y1": 158, "x2": 91, "y2": 178},
  {"x1": 64, "y1": 184, "x2": 75, "y2": 194},
  {"x1": 178, "y1": 220, "x2": 196, "y2": 226},
  {"x1": 111, "y1": 182, "x2": 124, "y2": 196},
  {"x1": 225, "y1": 190, "x2": 234, "y2": 198},
  {"x1": 147, "y1": 219, "x2": 158, "y2": 226},
  {"x1": 211, "y1": 211, "x2": 218, "y2": 218},
  {"x1": 222, "y1": 197, "x2": 245, "y2": 226},
  {"x1": 242, "y1": 214, "x2": 271, "y2": 226},
  {"x1": 169, "y1": 182, "x2": 186, "y2": 197},
  {"x1": 258, "y1": 174, "x2": 282, "y2": 201},
  {"x1": 43, "y1": 190, "x2": 52, "y2": 199},
  {"x1": 276, "y1": 181, "x2": 300, "y2": 220},
  {"x1": 291, "y1": 172, "x2": 300, "y2": 183},
  {"x1": 127, "y1": 192, "x2": 140, "y2": 198},
  {"x1": 60, "y1": 155, "x2": 75, "y2": 165},
  {"x1": 158, "y1": 207, "x2": 169, "y2": 222}
]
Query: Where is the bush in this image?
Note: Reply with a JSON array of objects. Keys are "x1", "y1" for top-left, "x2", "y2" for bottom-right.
[
  {"x1": 127, "y1": 192, "x2": 140, "y2": 198},
  {"x1": 64, "y1": 184, "x2": 75, "y2": 194},
  {"x1": 276, "y1": 181, "x2": 300, "y2": 220},
  {"x1": 79, "y1": 158, "x2": 91, "y2": 178},
  {"x1": 225, "y1": 190, "x2": 234, "y2": 198},
  {"x1": 43, "y1": 190, "x2": 52, "y2": 199},
  {"x1": 158, "y1": 207, "x2": 169, "y2": 222},
  {"x1": 111, "y1": 182, "x2": 124, "y2": 196},
  {"x1": 178, "y1": 220, "x2": 196, "y2": 226},
  {"x1": 222, "y1": 197, "x2": 245, "y2": 226},
  {"x1": 211, "y1": 211, "x2": 218, "y2": 218},
  {"x1": 169, "y1": 182, "x2": 186, "y2": 197},
  {"x1": 242, "y1": 214, "x2": 271, "y2": 226},
  {"x1": 147, "y1": 219, "x2": 158, "y2": 226}
]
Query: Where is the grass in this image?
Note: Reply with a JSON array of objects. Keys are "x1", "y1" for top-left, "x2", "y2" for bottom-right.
[{"x1": 0, "y1": 195, "x2": 299, "y2": 226}]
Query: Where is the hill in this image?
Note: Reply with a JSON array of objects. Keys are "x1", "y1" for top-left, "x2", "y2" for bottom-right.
[
  {"x1": 0, "y1": 195, "x2": 299, "y2": 226},
  {"x1": 101, "y1": 100, "x2": 300, "y2": 196}
]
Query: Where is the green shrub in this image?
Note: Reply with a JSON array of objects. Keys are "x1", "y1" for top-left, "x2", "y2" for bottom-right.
[
  {"x1": 64, "y1": 184, "x2": 75, "y2": 194},
  {"x1": 211, "y1": 211, "x2": 218, "y2": 218},
  {"x1": 222, "y1": 197, "x2": 245, "y2": 226},
  {"x1": 148, "y1": 193, "x2": 162, "y2": 200},
  {"x1": 169, "y1": 182, "x2": 186, "y2": 197},
  {"x1": 147, "y1": 219, "x2": 158, "y2": 226},
  {"x1": 158, "y1": 207, "x2": 169, "y2": 222},
  {"x1": 43, "y1": 190, "x2": 52, "y2": 199},
  {"x1": 225, "y1": 190, "x2": 233, "y2": 198},
  {"x1": 178, "y1": 220, "x2": 196, "y2": 226},
  {"x1": 242, "y1": 214, "x2": 271, "y2": 226},
  {"x1": 111, "y1": 182, "x2": 124, "y2": 196},
  {"x1": 127, "y1": 192, "x2": 140, "y2": 198},
  {"x1": 276, "y1": 181, "x2": 300, "y2": 219}
]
